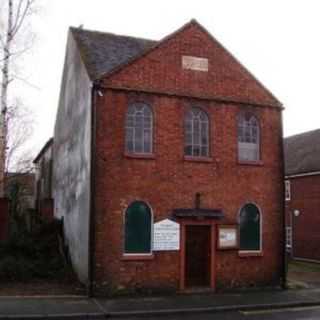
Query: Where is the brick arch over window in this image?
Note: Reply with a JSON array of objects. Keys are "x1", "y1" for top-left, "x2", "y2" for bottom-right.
[
  {"x1": 125, "y1": 103, "x2": 153, "y2": 154},
  {"x1": 238, "y1": 112, "x2": 260, "y2": 161},
  {"x1": 239, "y1": 203, "x2": 262, "y2": 251},
  {"x1": 124, "y1": 201, "x2": 152, "y2": 254},
  {"x1": 184, "y1": 107, "x2": 209, "y2": 157}
]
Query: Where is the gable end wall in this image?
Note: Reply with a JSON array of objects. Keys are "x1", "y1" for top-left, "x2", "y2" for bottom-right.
[
  {"x1": 103, "y1": 23, "x2": 280, "y2": 107},
  {"x1": 52, "y1": 31, "x2": 92, "y2": 284}
]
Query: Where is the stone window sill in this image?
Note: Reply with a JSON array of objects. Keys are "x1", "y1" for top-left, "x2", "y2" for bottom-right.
[
  {"x1": 121, "y1": 254, "x2": 154, "y2": 261},
  {"x1": 238, "y1": 251, "x2": 263, "y2": 257},
  {"x1": 124, "y1": 152, "x2": 156, "y2": 160},
  {"x1": 238, "y1": 160, "x2": 264, "y2": 166},
  {"x1": 184, "y1": 156, "x2": 213, "y2": 163}
]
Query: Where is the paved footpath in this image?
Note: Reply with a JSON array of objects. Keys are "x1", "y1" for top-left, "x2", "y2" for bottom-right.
[{"x1": 1, "y1": 288, "x2": 320, "y2": 319}]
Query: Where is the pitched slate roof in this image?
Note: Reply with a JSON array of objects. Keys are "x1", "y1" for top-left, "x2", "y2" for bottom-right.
[
  {"x1": 70, "y1": 20, "x2": 282, "y2": 108},
  {"x1": 33, "y1": 138, "x2": 53, "y2": 164},
  {"x1": 284, "y1": 129, "x2": 320, "y2": 176},
  {"x1": 70, "y1": 27, "x2": 156, "y2": 80}
]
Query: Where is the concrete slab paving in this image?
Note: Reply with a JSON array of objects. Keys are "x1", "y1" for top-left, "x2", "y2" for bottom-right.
[
  {"x1": 0, "y1": 297, "x2": 102, "y2": 318},
  {"x1": 1, "y1": 289, "x2": 320, "y2": 318},
  {"x1": 97, "y1": 289, "x2": 319, "y2": 313}
]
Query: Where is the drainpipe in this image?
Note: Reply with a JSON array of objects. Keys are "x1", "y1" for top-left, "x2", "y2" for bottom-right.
[
  {"x1": 87, "y1": 81, "x2": 98, "y2": 297},
  {"x1": 280, "y1": 110, "x2": 287, "y2": 289}
]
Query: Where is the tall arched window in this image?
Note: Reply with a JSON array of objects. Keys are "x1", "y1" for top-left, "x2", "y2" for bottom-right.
[
  {"x1": 126, "y1": 103, "x2": 153, "y2": 154},
  {"x1": 124, "y1": 201, "x2": 152, "y2": 254},
  {"x1": 184, "y1": 107, "x2": 209, "y2": 157},
  {"x1": 239, "y1": 203, "x2": 261, "y2": 251},
  {"x1": 238, "y1": 113, "x2": 260, "y2": 161}
]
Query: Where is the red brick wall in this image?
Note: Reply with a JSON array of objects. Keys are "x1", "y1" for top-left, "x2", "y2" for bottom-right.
[
  {"x1": 285, "y1": 175, "x2": 320, "y2": 261},
  {"x1": 0, "y1": 198, "x2": 9, "y2": 242},
  {"x1": 92, "y1": 22, "x2": 284, "y2": 294},
  {"x1": 104, "y1": 22, "x2": 279, "y2": 108},
  {"x1": 93, "y1": 89, "x2": 283, "y2": 293}
]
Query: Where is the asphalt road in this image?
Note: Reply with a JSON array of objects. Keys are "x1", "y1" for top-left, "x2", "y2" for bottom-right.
[{"x1": 117, "y1": 306, "x2": 320, "y2": 320}]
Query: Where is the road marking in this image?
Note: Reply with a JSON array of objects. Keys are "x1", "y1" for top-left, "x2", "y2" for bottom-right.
[
  {"x1": 240, "y1": 305, "x2": 320, "y2": 315},
  {"x1": 92, "y1": 298, "x2": 108, "y2": 314}
]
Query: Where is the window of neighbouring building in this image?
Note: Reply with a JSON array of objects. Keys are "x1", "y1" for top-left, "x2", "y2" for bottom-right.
[
  {"x1": 124, "y1": 201, "x2": 152, "y2": 254},
  {"x1": 239, "y1": 203, "x2": 261, "y2": 251},
  {"x1": 184, "y1": 107, "x2": 209, "y2": 157},
  {"x1": 238, "y1": 113, "x2": 260, "y2": 162},
  {"x1": 285, "y1": 180, "x2": 291, "y2": 201},
  {"x1": 286, "y1": 226, "x2": 292, "y2": 249},
  {"x1": 125, "y1": 103, "x2": 153, "y2": 154}
]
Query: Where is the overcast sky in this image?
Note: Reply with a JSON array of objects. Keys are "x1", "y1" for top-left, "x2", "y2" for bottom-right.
[{"x1": 17, "y1": 0, "x2": 320, "y2": 155}]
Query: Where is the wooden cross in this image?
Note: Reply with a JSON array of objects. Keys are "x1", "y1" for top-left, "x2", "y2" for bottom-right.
[{"x1": 195, "y1": 192, "x2": 201, "y2": 209}]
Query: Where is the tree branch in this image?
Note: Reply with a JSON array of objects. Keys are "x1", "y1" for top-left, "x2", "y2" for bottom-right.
[
  {"x1": 12, "y1": 0, "x2": 24, "y2": 32},
  {"x1": 0, "y1": 0, "x2": 38, "y2": 187},
  {"x1": 0, "y1": 43, "x2": 34, "y2": 63},
  {"x1": 11, "y1": 0, "x2": 35, "y2": 38},
  {"x1": 11, "y1": 73, "x2": 40, "y2": 90}
]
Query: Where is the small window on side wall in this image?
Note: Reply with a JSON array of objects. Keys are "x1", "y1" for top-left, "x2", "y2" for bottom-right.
[
  {"x1": 124, "y1": 201, "x2": 152, "y2": 254},
  {"x1": 285, "y1": 180, "x2": 291, "y2": 201},
  {"x1": 286, "y1": 226, "x2": 292, "y2": 249},
  {"x1": 125, "y1": 103, "x2": 153, "y2": 154},
  {"x1": 184, "y1": 107, "x2": 209, "y2": 157},
  {"x1": 238, "y1": 113, "x2": 260, "y2": 162},
  {"x1": 239, "y1": 203, "x2": 261, "y2": 251}
]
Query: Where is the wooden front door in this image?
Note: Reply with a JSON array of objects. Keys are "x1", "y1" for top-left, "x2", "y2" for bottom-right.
[{"x1": 185, "y1": 225, "x2": 211, "y2": 287}]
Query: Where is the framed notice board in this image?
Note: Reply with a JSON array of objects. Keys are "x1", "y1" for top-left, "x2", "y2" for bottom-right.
[{"x1": 217, "y1": 224, "x2": 239, "y2": 250}]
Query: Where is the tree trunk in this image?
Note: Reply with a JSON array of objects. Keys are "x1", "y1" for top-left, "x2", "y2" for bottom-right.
[{"x1": 0, "y1": 0, "x2": 13, "y2": 196}]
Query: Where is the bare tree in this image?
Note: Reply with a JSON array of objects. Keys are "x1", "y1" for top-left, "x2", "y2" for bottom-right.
[
  {"x1": 5, "y1": 99, "x2": 34, "y2": 172},
  {"x1": 0, "y1": 0, "x2": 37, "y2": 195}
]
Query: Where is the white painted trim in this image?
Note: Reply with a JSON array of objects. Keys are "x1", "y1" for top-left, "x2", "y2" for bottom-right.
[
  {"x1": 184, "y1": 106, "x2": 210, "y2": 157},
  {"x1": 122, "y1": 253, "x2": 153, "y2": 257},
  {"x1": 125, "y1": 103, "x2": 154, "y2": 154},
  {"x1": 237, "y1": 113, "x2": 260, "y2": 162},
  {"x1": 239, "y1": 250, "x2": 262, "y2": 254},
  {"x1": 238, "y1": 202, "x2": 262, "y2": 252},
  {"x1": 285, "y1": 171, "x2": 320, "y2": 179},
  {"x1": 123, "y1": 200, "x2": 154, "y2": 255}
]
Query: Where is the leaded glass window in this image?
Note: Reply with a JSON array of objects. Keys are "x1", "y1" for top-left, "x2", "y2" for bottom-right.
[
  {"x1": 239, "y1": 203, "x2": 261, "y2": 251},
  {"x1": 184, "y1": 107, "x2": 209, "y2": 157},
  {"x1": 286, "y1": 226, "x2": 292, "y2": 249},
  {"x1": 238, "y1": 113, "x2": 260, "y2": 161},
  {"x1": 285, "y1": 180, "x2": 291, "y2": 201},
  {"x1": 124, "y1": 201, "x2": 152, "y2": 254},
  {"x1": 126, "y1": 103, "x2": 153, "y2": 154}
]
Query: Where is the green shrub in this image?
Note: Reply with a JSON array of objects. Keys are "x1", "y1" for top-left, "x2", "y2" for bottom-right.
[{"x1": 0, "y1": 219, "x2": 73, "y2": 282}]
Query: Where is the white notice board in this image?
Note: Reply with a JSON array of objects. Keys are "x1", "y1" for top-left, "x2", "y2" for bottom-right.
[{"x1": 153, "y1": 219, "x2": 180, "y2": 251}]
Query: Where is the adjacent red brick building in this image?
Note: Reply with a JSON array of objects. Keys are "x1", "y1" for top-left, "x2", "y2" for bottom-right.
[
  {"x1": 284, "y1": 129, "x2": 320, "y2": 262},
  {"x1": 53, "y1": 20, "x2": 285, "y2": 295},
  {"x1": 33, "y1": 138, "x2": 54, "y2": 220}
]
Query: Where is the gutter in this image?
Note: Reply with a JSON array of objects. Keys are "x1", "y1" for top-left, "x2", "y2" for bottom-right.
[
  {"x1": 87, "y1": 81, "x2": 99, "y2": 297},
  {"x1": 285, "y1": 171, "x2": 320, "y2": 179},
  {"x1": 280, "y1": 111, "x2": 287, "y2": 289}
]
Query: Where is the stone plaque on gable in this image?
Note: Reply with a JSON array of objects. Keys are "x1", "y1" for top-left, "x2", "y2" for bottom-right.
[
  {"x1": 182, "y1": 55, "x2": 209, "y2": 71},
  {"x1": 153, "y1": 219, "x2": 180, "y2": 251}
]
